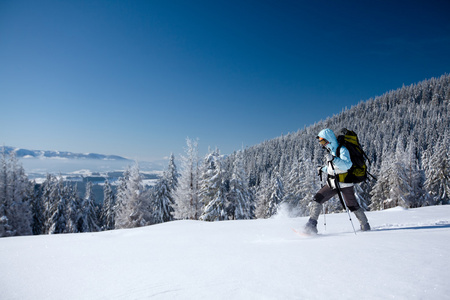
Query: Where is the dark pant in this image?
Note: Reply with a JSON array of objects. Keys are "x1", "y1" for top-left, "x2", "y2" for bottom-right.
[{"x1": 313, "y1": 185, "x2": 360, "y2": 212}]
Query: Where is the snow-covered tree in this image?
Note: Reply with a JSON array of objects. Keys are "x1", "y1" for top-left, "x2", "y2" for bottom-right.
[
  {"x1": 0, "y1": 150, "x2": 32, "y2": 237},
  {"x1": 49, "y1": 178, "x2": 67, "y2": 234},
  {"x1": 152, "y1": 175, "x2": 175, "y2": 224},
  {"x1": 101, "y1": 179, "x2": 116, "y2": 230},
  {"x1": 228, "y1": 151, "x2": 253, "y2": 220},
  {"x1": 175, "y1": 138, "x2": 200, "y2": 220},
  {"x1": 0, "y1": 149, "x2": 13, "y2": 237},
  {"x1": 269, "y1": 172, "x2": 284, "y2": 217},
  {"x1": 41, "y1": 173, "x2": 59, "y2": 234},
  {"x1": 199, "y1": 149, "x2": 221, "y2": 209},
  {"x1": 7, "y1": 152, "x2": 32, "y2": 236},
  {"x1": 113, "y1": 168, "x2": 129, "y2": 224},
  {"x1": 29, "y1": 181, "x2": 44, "y2": 235},
  {"x1": 199, "y1": 149, "x2": 227, "y2": 221},
  {"x1": 151, "y1": 154, "x2": 178, "y2": 224},
  {"x1": 115, "y1": 163, "x2": 151, "y2": 228},
  {"x1": 283, "y1": 158, "x2": 301, "y2": 208},
  {"x1": 385, "y1": 138, "x2": 423, "y2": 209},
  {"x1": 370, "y1": 139, "x2": 418, "y2": 210},
  {"x1": 370, "y1": 152, "x2": 394, "y2": 210},
  {"x1": 200, "y1": 182, "x2": 227, "y2": 221},
  {"x1": 79, "y1": 181, "x2": 99, "y2": 232},
  {"x1": 255, "y1": 172, "x2": 271, "y2": 219},
  {"x1": 423, "y1": 131, "x2": 450, "y2": 205},
  {"x1": 402, "y1": 137, "x2": 423, "y2": 207},
  {"x1": 65, "y1": 183, "x2": 81, "y2": 233},
  {"x1": 295, "y1": 150, "x2": 322, "y2": 216},
  {"x1": 166, "y1": 153, "x2": 179, "y2": 193}
]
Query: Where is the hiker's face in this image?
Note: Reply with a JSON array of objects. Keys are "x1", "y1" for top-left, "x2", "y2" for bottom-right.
[{"x1": 318, "y1": 138, "x2": 329, "y2": 147}]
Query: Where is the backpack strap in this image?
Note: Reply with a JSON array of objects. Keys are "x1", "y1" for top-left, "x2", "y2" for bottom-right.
[
  {"x1": 367, "y1": 170, "x2": 377, "y2": 181},
  {"x1": 331, "y1": 145, "x2": 349, "y2": 183},
  {"x1": 336, "y1": 144, "x2": 342, "y2": 158},
  {"x1": 362, "y1": 149, "x2": 372, "y2": 165}
]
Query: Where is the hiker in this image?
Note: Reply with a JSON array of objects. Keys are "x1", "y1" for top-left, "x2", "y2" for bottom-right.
[{"x1": 304, "y1": 128, "x2": 371, "y2": 234}]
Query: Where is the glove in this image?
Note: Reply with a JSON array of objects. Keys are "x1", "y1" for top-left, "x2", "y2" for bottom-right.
[
  {"x1": 325, "y1": 153, "x2": 334, "y2": 162},
  {"x1": 317, "y1": 166, "x2": 323, "y2": 181},
  {"x1": 317, "y1": 166, "x2": 323, "y2": 176}
]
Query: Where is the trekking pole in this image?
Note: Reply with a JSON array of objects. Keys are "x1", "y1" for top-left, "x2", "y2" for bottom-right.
[
  {"x1": 318, "y1": 167, "x2": 326, "y2": 231},
  {"x1": 330, "y1": 161, "x2": 357, "y2": 235}
]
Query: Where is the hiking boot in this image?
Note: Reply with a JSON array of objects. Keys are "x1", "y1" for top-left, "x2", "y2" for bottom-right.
[
  {"x1": 354, "y1": 208, "x2": 371, "y2": 231},
  {"x1": 304, "y1": 218, "x2": 318, "y2": 235},
  {"x1": 361, "y1": 223, "x2": 371, "y2": 231}
]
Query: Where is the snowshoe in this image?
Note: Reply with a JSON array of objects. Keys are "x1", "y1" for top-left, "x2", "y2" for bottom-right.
[
  {"x1": 304, "y1": 218, "x2": 318, "y2": 235},
  {"x1": 361, "y1": 223, "x2": 371, "y2": 231}
]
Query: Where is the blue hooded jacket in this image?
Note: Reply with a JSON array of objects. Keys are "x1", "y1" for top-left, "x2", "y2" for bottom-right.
[{"x1": 317, "y1": 128, "x2": 353, "y2": 187}]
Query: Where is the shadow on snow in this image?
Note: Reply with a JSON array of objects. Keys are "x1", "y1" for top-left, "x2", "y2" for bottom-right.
[{"x1": 373, "y1": 223, "x2": 450, "y2": 232}]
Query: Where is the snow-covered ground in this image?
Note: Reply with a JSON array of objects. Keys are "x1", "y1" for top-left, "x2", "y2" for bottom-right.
[{"x1": 1, "y1": 205, "x2": 450, "y2": 300}]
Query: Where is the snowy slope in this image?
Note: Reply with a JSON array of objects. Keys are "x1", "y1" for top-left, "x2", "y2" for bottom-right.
[{"x1": 1, "y1": 205, "x2": 450, "y2": 300}]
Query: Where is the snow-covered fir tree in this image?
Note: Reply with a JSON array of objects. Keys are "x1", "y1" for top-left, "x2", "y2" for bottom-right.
[
  {"x1": 199, "y1": 149, "x2": 228, "y2": 221},
  {"x1": 115, "y1": 163, "x2": 151, "y2": 228},
  {"x1": 41, "y1": 173, "x2": 59, "y2": 234},
  {"x1": 166, "y1": 153, "x2": 179, "y2": 193},
  {"x1": 101, "y1": 179, "x2": 116, "y2": 230},
  {"x1": 113, "y1": 168, "x2": 129, "y2": 226},
  {"x1": 387, "y1": 137, "x2": 416, "y2": 208},
  {"x1": 49, "y1": 177, "x2": 67, "y2": 234},
  {"x1": 175, "y1": 138, "x2": 201, "y2": 220},
  {"x1": 423, "y1": 130, "x2": 450, "y2": 205},
  {"x1": 29, "y1": 180, "x2": 44, "y2": 235},
  {"x1": 283, "y1": 158, "x2": 301, "y2": 209},
  {"x1": 4, "y1": 152, "x2": 32, "y2": 236},
  {"x1": 370, "y1": 151, "x2": 394, "y2": 210},
  {"x1": 79, "y1": 181, "x2": 99, "y2": 232},
  {"x1": 402, "y1": 137, "x2": 423, "y2": 208},
  {"x1": 295, "y1": 150, "x2": 322, "y2": 215},
  {"x1": 269, "y1": 172, "x2": 284, "y2": 217},
  {"x1": 0, "y1": 150, "x2": 32, "y2": 236},
  {"x1": 255, "y1": 172, "x2": 271, "y2": 219},
  {"x1": 199, "y1": 149, "x2": 221, "y2": 209},
  {"x1": 65, "y1": 183, "x2": 81, "y2": 233},
  {"x1": 200, "y1": 182, "x2": 227, "y2": 221},
  {"x1": 0, "y1": 149, "x2": 10, "y2": 236},
  {"x1": 228, "y1": 151, "x2": 253, "y2": 220},
  {"x1": 151, "y1": 154, "x2": 178, "y2": 224},
  {"x1": 152, "y1": 175, "x2": 175, "y2": 224}
]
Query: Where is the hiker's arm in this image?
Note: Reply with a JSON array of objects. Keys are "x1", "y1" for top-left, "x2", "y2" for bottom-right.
[{"x1": 333, "y1": 147, "x2": 353, "y2": 171}]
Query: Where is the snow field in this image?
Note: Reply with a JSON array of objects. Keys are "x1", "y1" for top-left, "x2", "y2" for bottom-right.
[{"x1": 1, "y1": 205, "x2": 450, "y2": 299}]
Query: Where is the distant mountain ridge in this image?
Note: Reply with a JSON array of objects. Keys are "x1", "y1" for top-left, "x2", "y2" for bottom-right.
[{"x1": 3, "y1": 146, "x2": 131, "y2": 161}]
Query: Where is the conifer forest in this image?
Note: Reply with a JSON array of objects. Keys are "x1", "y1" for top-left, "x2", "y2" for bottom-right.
[{"x1": 1, "y1": 74, "x2": 449, "y2": 237}]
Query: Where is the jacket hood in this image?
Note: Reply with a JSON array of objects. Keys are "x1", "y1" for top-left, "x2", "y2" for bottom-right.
[{"x1": 317, "y1": 128, "x2": 338, "y2": 154}]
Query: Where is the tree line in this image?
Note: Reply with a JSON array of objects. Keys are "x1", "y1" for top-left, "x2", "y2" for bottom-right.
[{"x1": 0, "y1": 152, "x2": 179, "y2": 237}]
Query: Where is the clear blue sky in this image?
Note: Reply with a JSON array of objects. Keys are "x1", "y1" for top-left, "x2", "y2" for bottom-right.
[{"x1": 1, "y1": 0, "x2": 449, "y2": 161}]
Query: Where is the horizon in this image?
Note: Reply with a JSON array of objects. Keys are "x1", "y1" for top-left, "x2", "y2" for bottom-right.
[{"x1": 1, "y1": 1, "x2": 449, "y2": 161}]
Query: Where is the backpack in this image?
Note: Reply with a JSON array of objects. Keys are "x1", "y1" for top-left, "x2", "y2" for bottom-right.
[{"x1": 335, "y1": 128, "x2": 374, "y2": 183}]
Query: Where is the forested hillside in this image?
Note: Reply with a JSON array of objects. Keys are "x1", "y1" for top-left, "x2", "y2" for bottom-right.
[{"x1": 238, "y1": 74, "x2": 450, "y2": 216}]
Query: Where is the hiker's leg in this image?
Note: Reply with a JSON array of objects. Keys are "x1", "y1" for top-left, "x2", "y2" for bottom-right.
[{"x1": 340, "y1": 186, "x2": 370, "y2": 230}]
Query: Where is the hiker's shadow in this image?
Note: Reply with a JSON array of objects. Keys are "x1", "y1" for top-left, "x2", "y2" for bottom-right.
[{"x1": 373, "y1": 223, "x2": 450, "y2": 232}]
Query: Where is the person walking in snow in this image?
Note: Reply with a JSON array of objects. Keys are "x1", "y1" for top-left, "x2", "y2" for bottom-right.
[{"x1": 304, "y1": 128, "x2": 371, "y2": 234}]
